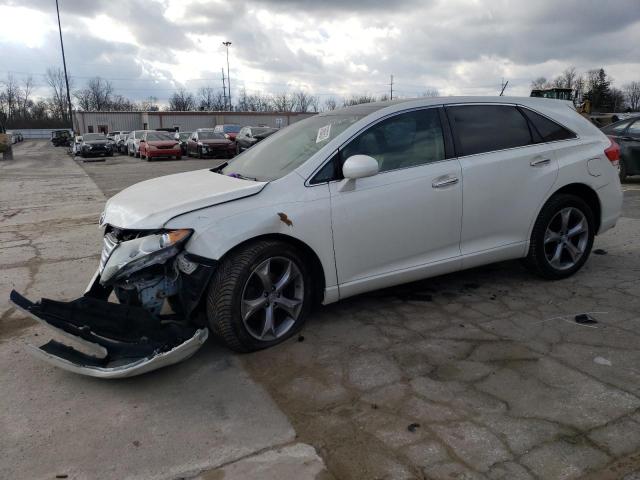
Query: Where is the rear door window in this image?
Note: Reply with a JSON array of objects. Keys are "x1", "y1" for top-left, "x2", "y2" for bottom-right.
[
  {"x1": 447, "y1": 105, "x2": 533, "y2": 156},
  {"x1": 627, "y1": 121, "x2": 640, "y2": 138},
  {"x1": 603, "y1": 120, "x2": 631, "y2": 135},
  {"x1": 521, "y1": 108, "x2": 577, "y2": 142}
]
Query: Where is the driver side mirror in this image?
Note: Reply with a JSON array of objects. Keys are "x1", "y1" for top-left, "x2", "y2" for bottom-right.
[{"x1": 342, "y1": 154, "x2": 379, "y2": 179}]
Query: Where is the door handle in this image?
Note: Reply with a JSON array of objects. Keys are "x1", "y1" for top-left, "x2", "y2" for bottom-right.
[
  {"x1": 530, "y1": 158, "x2": 551, "y2": 167},
  {"x1": 432, "y1": 176, "x2": 459, "y2": 188}
]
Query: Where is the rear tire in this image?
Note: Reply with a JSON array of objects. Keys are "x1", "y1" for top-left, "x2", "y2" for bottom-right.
[
  {"x1": 619, "y1": 159, "x2": 628, "y2": 183},
  {"x1": 206, "y1": 240, "x2": 312, "y2": 352},
  {"x1": 523, "y1": 194, "x2": 595, "y2": 280}
]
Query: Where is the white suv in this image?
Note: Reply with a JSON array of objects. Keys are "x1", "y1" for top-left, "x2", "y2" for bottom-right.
[{"x1": 11, "y1": 96, "x2": 623, "y2": 377}]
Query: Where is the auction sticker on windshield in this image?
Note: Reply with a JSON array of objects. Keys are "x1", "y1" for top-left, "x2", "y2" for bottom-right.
[{"x1": 316, "y1": 124, "x2": 331, "y2": 143}]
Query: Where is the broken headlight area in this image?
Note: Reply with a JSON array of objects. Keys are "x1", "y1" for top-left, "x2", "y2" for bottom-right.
[
  {"x1": 9, "y1": 228, "x2": 216, "y2": 379},
  {"x1": 100, "y1": 228, "x2": 192, "y2": 285}
]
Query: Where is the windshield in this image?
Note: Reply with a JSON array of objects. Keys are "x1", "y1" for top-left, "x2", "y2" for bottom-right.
[
  {"x1": 253, "y1": 127, "x2": 277, "y2": 136},
  {"x1": 146, "y1": 132, "x2": 173, "y2": 141},
  {"x1": 199, "y1": 131, "x2": 225, "y2": 140},
  {"x1": 222, "y1": 114, "x2": 365, "y2": 181},
  {"x1": 178, "y1": 132, "x2": 191, "y2": 140},
  {"x1": 223, "y1": 125, "x2": 241, "y2": 133},
  {"x1": 84, "y1": 133, "x2": 106, "y2": 141}
]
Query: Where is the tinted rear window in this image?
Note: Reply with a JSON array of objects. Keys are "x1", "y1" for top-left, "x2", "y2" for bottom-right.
[
  {"x1": 448, "y1": 105, "x2": 532, "y2": 156},
  {"x1": 521, "y1": 108, "x2": 576, "y2": 142}
]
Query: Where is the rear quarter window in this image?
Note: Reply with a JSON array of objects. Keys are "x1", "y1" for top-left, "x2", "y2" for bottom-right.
[
  {"x1": 447, "y1": 105, "x2": 533, "y2": 156},
  {"x1": 521, "y1": 108, "x2": 577, "y2": 142}
]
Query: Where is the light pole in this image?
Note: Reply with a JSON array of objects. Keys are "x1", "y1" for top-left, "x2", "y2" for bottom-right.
[
  {"x1": 222, "y1": 41, "x2": 232, "y2": 110},
  {"x1": 55, "y1": 0, "x2": 74, "y2": 132}
]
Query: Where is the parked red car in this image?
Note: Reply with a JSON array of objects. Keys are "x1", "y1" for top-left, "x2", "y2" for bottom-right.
[
  {"x1": 139, "y1": 131, "x2": 182, "y2": 161},
  {"x1": 187, "y1": 130, "x2": 235, "y2": 158}
]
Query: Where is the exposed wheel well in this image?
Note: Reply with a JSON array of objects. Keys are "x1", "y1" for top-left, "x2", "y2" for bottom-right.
[
  {"x1": 551, "y1": 183, "x2": 601, "y2": 233},
  {"x1": 221, "y1": 234, "x2": 327, "y2": 305}
]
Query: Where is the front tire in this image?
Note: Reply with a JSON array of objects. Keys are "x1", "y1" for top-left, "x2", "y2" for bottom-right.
[
  {"x1": 206, "y1": 240, "x2": 312, "y2": 352},
  {"x1": 524, "y1": 194, "x2": 595, "y2": 279}
]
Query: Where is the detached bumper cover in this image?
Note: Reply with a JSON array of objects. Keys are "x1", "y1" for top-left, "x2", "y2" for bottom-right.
[{"x1": 10, "y1": 290, "x2": 208, "y2": 379}]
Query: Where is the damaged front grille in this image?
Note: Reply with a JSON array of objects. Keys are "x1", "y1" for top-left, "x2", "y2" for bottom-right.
[{"x1": 99, "y1": 232, "x2": 118, "y2": 272}]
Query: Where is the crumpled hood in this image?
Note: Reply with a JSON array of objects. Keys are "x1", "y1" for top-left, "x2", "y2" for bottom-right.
[{"x1": 102, "y1": 169, "x2": 267, "y2": 229}]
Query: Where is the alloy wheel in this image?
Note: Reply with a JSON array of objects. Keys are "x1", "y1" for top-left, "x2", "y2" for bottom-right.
[
  {"x1": 240, "y1": 256, "x2": 304, "y2": 341},
  {"x1": 544, "y1": 207, "x2": 589, "y2": 270}
]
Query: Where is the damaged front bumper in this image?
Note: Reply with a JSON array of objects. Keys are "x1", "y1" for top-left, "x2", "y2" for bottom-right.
[
  {"x1": 10, "y1": 227, "x2": 217, "y2": 379},
  {"x1": 10, "y1": 290, "x2": 208, "y2": 378}
]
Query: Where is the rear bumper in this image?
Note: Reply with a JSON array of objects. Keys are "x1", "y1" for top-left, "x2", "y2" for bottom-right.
[
  {"x1": 597, "y1": 179, "x2": 624, "y2": 234},
  {"x1": 10, "y1": 290, "x2": 208, "y2": 379}
]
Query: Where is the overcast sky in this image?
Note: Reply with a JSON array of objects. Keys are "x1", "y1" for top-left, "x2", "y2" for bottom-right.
[{"x1": 1, "y1": 0, "x2": 639, "y2": 105}]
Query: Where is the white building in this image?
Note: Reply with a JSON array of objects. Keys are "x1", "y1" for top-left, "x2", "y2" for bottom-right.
[{"x1": 73, "y1": 111, "x2": 316, "y2": 134}]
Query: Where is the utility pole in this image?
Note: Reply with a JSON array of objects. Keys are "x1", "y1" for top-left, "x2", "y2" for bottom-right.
[
  {"x1": 499, "y1": 78, "x2": 509, "y2": 96},
  {"x1": 221, "y1": 68, "x2": 227, "y2": 110},
  {"x1": 390, "y1": 75, "x2": 394, "y2": 100},
  {"x1": 222, "y1": 41, "x2": 232, "y2": 110},
  {"x1": 55, "y1": 0, "x2": 74, "y2": 132}
]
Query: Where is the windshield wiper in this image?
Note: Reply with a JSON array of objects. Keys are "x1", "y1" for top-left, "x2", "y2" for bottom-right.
[
  {"x1": 232, "y1": 172, "x2": 259, "y2": 181},
  {"x1": 210, "y1": 162, "x2": 228, "y2": 173}
]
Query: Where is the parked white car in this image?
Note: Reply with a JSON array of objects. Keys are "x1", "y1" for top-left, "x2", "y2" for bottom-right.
[
  {"x1": 11, "y1": 96, "x2": 623, "y2": 378},
  {"x1": 126, "y1": 130, "x2": 147, "y2": 157}
]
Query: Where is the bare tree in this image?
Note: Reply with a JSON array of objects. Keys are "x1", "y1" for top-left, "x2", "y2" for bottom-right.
[
  {"x1": 623, "y1": 81, "x2": 640, "y2": 111},
  {"x1": 168, "y1": 88, "x2": 195, "y2": 111},
  {"x1": 610, "y1": 87, "x2": 626, "y2": 112},
  {"x1": 139, "y1": 96, "x2": 159, "y2": 112},
  {"x1": 421, "y1": 88, "x2": 440, "y2": 97},
  {"x1": 110, "y1": 94, "x2": 135, "y2": 111},
  {"x1": 531, "y1": 77, "x2": 549, "y2": 90},
  {"x1": 292, "y1": 90, "x2": 318, "y2": 113},
  {"x1": 73, "y1": 89, "x2": 92, "y2": 111},
  {"x1": 1, "y1": 73, "x2": 20, "y2": 120},
  {"x1": 323, "y1": 97, "x2": 338, "y2": 111},
  {"x1": 87, "y1": 77, "x2": 113, "y2": 110},
  {"x1": 271, "y1": 92, "x2": 294, "y2": 112},
  {"x1": 198, "y1": 87, "x2": 225, "y2": 111},
  {"x1": 560, "y1": 67, "x2": 577, "y2": 89},
  {"x1": 46, "y1": 67, "x2": 73, "y2": 121},
  {"x1": 20, "y1": 76, "x2": 33, "y2": 118},
  {"x1": 248, "y1": 92, "x2": 272, "y2": 112},
  {"x1": 343, "y1": 94, "x2": 376, "y2": 106}
]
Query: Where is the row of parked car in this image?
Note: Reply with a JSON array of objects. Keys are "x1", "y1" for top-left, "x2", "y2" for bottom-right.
[
  {"x1": 9, "y1": 132, "x2": 24, "y2": 144},
  {"x1": 70, "y1": 124, "x2": 279, "y2": 160}
]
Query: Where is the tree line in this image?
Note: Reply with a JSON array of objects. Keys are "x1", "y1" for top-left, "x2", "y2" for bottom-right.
[
  {"x1": 0, "y1": 66, "x2": 442, "y2": 128},
  {"x1": 531, "y1": 66, "x2": 640, "y2": 112}
]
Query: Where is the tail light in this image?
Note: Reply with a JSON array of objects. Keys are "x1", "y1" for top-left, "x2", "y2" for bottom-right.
[{"x1": 605, "y1": 136, "x2": 620, "y2": 166}]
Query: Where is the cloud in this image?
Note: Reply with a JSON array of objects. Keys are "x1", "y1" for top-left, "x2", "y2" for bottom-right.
[{"x1": 0, "y1": 0, "x2": 638, "y2": 104}]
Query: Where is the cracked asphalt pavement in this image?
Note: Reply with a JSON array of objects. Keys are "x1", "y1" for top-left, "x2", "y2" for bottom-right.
[{"x1": 2, "y1": 140, "x2": 640, "y2": 480}]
